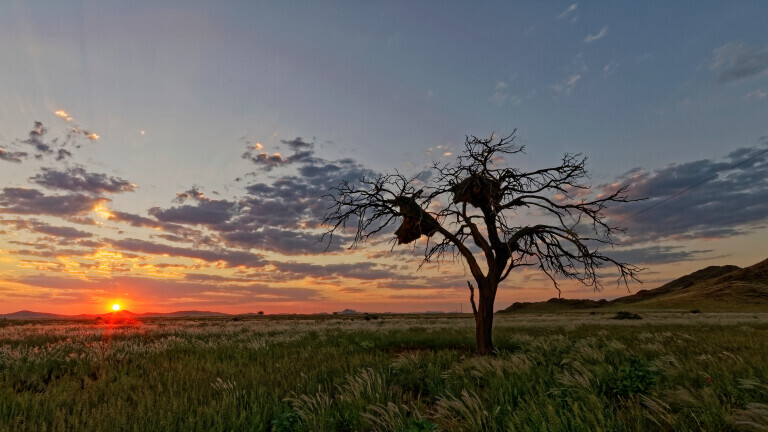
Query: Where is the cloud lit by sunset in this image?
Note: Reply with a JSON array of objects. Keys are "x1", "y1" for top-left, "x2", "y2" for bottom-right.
[
  {"x1": 93, "y1": 202, "x2": 113, "y2": 220},
  {"x1": 54, "y1": 110, "x2": 72, "y2": 121}
]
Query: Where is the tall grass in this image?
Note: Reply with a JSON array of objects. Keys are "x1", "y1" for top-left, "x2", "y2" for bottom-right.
[{"x1": 0, "y1": 313, "x2": 767, "y2": 431}]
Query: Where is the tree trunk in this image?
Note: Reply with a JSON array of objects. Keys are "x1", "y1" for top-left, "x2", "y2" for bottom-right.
[{"x1": 474, "y1": 281, "x2": 497, "y2": 355}]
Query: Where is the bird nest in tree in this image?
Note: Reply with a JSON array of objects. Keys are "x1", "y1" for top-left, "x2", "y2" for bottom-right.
[
  {"x1": 451, "y1": 175, "x2": 501, "y2": 209},
  {"x1": 393, "y1": 196, "x2": 440, "y2": 244}
]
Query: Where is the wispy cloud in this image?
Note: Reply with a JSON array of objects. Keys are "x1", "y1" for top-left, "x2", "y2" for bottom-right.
[
  {"x1": 20, "y1": 121, "x2": 53, "y2": 154},
  {"x1": 745, "y1": 89, "x2": 767, "y2": 100},
  {"x1": 606, "y1": 245, "x2": 712, "y2": 265},
  {"x1": 556, "y1": 3, "x2": 578, "y2": 20},
  {"x1": 552, "y1": 74, "x2": 581, "y2": 94},
  {"x1": 0, "y1": 218, "x2": 94, "y2": 239},
  {"x1": 490, "y1": 81, "x2": 514, "y2": 105},
  {"x1": 14, "y1": 275, "x2": 326, "y2": 304},
  {"x1": 603, "y1": 61, "x2": 620, "y2": 77},
  {"x1": 54, "y1": 109, "x2": 100, "y2": 141},
  {"x1": 110, "y1": 238, "x2": 266, "y2": 268},
  {"x1": 0, "y1": 148, "x2": 28, "y2": 163},
  {"x1": 710, "y1": 42, "x2": 768, "y2": 84},
  {"x1": 584, "y1": 26, "x2": 608, "y2": 43},
  {"x1": 12, "y1": 120, "x2": 100, "y2": 162},
  {"x1": 490, "y1": 81, "x2": 536, "y2": 106}
]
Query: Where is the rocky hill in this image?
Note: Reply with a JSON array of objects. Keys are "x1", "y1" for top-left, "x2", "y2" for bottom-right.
[{"x1": 500, "y1": 258, "x2": 768, "y2": 313}]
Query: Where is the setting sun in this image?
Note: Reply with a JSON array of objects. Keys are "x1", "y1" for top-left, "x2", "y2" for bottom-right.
[{"x1": 112, "y1": 304, "x2": 120, "y2": 311}]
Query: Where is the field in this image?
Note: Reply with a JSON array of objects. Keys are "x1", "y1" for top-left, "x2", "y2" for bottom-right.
[{"x1": 2, "y1": 313, "x2": 768, "y2": 431}]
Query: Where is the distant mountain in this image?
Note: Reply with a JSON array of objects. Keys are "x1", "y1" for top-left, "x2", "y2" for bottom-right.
[
  {"x1": 0, "y1": 310, "x2": 67, "y2": 319},
  {"x1": 0, "y1": 309, "x2": 233, "y2": 320},
  {"x1": 500, "y1": 258, "x2": 768, "y2": 313},
  {"x1": 337, "y1": 309, "x2": 361, "y2": 315},
  {"x1": 141, "y1": 310, "x2": 229, "y2": 318}
]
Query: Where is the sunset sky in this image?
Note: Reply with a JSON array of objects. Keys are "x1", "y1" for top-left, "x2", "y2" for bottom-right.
[{"x1": 1, "y1": 1, "x2": 767, "y2": 314}]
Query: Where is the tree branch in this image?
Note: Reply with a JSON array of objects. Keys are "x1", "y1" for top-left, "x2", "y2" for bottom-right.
[{"x1": 467, "y1": 280, "x2": 478, "y2": 317}]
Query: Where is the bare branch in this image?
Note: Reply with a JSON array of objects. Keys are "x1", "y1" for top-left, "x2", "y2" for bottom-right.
[{"x1": 467, "y1": 280, "x2": 478, "y2": 317}]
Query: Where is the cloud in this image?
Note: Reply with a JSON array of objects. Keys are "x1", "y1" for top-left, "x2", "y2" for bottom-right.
[
  {"x1": 13, "y1": 120, "x2": 101, "y2": 162},
  {"x1": 149, "y1": 142, "x2": 373, "y2": 255},
  {"x1": 604, "y1": 145, "x2": 768, "y2": 243},
  {"x1": 20, "y1": 121, "x2": 53, "y2": 154},
  {"x1": 603, "y1": 61, "x2": 620, "y2": 77},
  {"x1": 552, "y1": 74, "x2": 581, "y2": 94},
  {"x1": 0, "y1": 187, "x2": 106, "y2": 217},
  {"x1": 489, "y1": 81, "x2": 536, "y2": 106},
  {"x1": 218, "y1": 228, "x2": 332, "y2": 254},
  {"x1": 584, "y1": 27, "x2": 608, "y2": 43},
  {"x1": 107, "y1": 211, "x2": 191, "y2": 234},
  {"x1": 173, "y1": 187, "x2": 206, "y2": 203},
  {"x1": 149, "y1": 196, "x2": 235, "y2": 225},
  {"x1": 54, "y1": 110, "x2": 72, "y2": 121},
  {"x1": 76, "y1": 239, "x2": 105, "y2": 248},
  {"x1": 556, "y1": 3, "x2": 578, "y2": 20},
  {"x1": 53, "y1": 109, "x2": 100, "y2": 141},
  {"x1": 281, "y1": 137, "x2": 313, "y2": 153},
  {"x1": 108, "y1": 211, "x2": 174, "y2": 229},
  {"x1": 29, "y1": 166, "x2": 136, "y2": 194},
  {"x1": 8, "y1": 247, "x2": 97, "y2": 259},
  {"x1": 606, "y1": 246, "x2": 712, "y2": 265},
  {"x1": 241, "y1": 137, "x2": 317, "y2": 170},
  {"x1": 711, "y1": 42, "x2": 768, "y2": 84},
  {"x1": 14, "y1": 274, "x2": 324, "y2": 303},
  {"x1": 490, "y1": 81, "x2": 512, "y2": 105},
  {"x1": 274, "y1": 261, "x2": 401, "y2": 280},
  {"x1": 745, "y1": 89, "x2": 767, "y2": 100},
  {"x1": 242, "y1": 152, "x2": 287, "y2": 169},
  {"x1": 184, "y1": 273, "x2": 244, "y2": 283},
  {"x1": 0, "y1": 218, "x2": 93, "y2": 239},
  {"x1": 110, "y1": 238, "x2": 266, "y2": 268},
  {"x1": 0, "y1": 148, "x2": 28, "y2": 163},
  {"x1": 56, "y1": 149, "x2": 73, "y2": 161}
]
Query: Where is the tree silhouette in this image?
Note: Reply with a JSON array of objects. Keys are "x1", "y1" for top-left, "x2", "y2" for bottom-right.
[{"x1": 322, "y1": 132, "x2": 641, "y2": 354}]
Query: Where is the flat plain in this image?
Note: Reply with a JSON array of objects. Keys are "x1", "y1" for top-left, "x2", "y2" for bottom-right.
[{"x1": 2, "y1": 313, "x2": 768, "y2": 431}]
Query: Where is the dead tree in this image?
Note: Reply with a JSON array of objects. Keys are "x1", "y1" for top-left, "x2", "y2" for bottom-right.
[{"x1": 322, "y1": 132, "x2": 641, "y2": 354}]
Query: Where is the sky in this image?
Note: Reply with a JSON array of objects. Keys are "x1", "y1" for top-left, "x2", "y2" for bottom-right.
[{"x1": 1, "y1": 1, "x2": 767, "y2": 314}]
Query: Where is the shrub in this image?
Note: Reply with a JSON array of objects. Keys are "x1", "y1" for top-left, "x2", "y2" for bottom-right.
[
  {"x1": 271, "y1": 409, "x2": 303, "y2": 432},
  {"x1": 613, "y1": 311, "x2": 642, "y2": 320},
  {"x1": 611, "y1": 356, "x2": 655, "y2": 397}
]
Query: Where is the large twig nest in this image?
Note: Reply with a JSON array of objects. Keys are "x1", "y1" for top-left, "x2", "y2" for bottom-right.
[
  {"x1": 451, "y1": 175, "x2": 501, "y2": 209},
  {"x1": 392, "y1": 196, "x2": 440, "y2": 244}
]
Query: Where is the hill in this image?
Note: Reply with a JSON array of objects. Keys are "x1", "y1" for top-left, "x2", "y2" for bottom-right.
[
  {"x1": 500, "y1": 258, "x2": 768, "y2": 313},
  {"x1": 0, "y1": 310, "x2": 67, "y2": 319},
  {"x1": 0, "y1": 310, "x2": 233, "y2": 320}
]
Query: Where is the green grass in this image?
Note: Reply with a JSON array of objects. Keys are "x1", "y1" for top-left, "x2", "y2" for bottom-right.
[{"x1": 1, "y1": 314, "x2": 767, "y2": 431}]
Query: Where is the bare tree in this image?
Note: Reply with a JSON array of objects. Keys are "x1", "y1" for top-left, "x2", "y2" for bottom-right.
[{"x1": 322, "y1": 133, "x2": 641, "y2": 354}]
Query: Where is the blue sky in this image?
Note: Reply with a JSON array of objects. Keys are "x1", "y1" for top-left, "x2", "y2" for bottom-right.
[{"x1": 0, "y1": 1, "x2": 767, "y2": 313}]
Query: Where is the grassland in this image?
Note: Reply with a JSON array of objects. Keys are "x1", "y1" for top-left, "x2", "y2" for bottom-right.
[{"x1": 1, "y1": 313, "x2": 768, "y2": 431}]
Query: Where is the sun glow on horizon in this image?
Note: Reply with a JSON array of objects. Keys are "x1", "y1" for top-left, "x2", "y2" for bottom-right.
[{"x1": 112, "y1": 303, "x2": 120, "y2": 311}]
